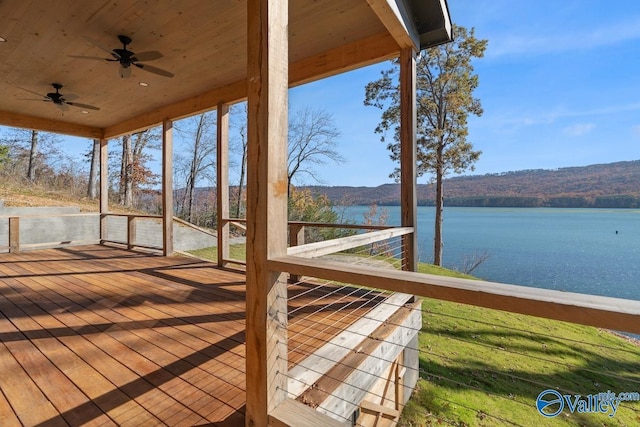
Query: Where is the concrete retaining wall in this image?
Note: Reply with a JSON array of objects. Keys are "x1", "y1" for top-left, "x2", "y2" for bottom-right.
[{"x1": 0, "y1": 203, "x2": 217, "y2": 252}]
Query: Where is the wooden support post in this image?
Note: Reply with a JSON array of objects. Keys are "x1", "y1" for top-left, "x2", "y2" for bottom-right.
[
  {"x1": 217, "y1": 102, "x2": 230, "y2": 267},
  {"x1": 99, "y1": 138, "x2": 108, "y2": 243},
  {"x1": 245, "y1": 0, "x2": 289, "y2": 424},
  {"x1": 400, "y1": 48, "x2": 417, "y2": 272},
  {"x1": 162, "y1": 119, "x2": 174, "y2": 256},
  {"x1": 8, "y1": 217, "x2": 19, "y2": 253},
  {"x1": 127, "y1": 215, "x2": 136, "y2": 250},
  {"x1": 288, "y1": 224, "x2": 305, "y2": 283}
]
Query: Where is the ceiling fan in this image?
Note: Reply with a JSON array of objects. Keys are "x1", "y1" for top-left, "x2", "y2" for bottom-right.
[
  {"x1": 18, "y1": 83, "x2": 100, "y2": 111},
  {"x1": 76, "y1": 35, "x2": 174, "y2": 78}
]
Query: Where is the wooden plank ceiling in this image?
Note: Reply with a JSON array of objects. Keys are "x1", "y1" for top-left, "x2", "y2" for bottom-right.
[{"x1": 0, "y1": 0, "x2": 398, "y2": 139}]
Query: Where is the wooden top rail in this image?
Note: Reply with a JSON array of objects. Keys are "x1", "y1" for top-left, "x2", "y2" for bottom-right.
[
  {"x1": 288, "y1": 221, "x2": 391, "y2": 231},
  {"x1": 223, "y1": 217, "x2": 392, "y2": 231},
  {"x1": 103, "y1": 213, "x2": 163, "y2": 219},
  {"x1": 287, "y1": 227, "x2": 412, "y2": 258},
  {"x1": 0, "y1": 213, "x2": 99, "y2": 219},
  {"x1": 172, "y1": 216, "x2": 217, "y2": 238},
  {"x1": 229, "y1": 221, "x2": 247, "y2": 232},
  {"x1": 269, "y1": 255, "x2": 640, "y2": 335}
]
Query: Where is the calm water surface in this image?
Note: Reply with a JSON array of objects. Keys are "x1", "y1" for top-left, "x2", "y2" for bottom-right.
[{"x1": 341, "y1": 207, "x2": 640, "y2": 301}]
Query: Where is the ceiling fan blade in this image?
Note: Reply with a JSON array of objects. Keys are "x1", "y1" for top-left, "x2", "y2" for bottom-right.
[
  {"x1": 55, "y1": 103, "x2": 69, "y2": 112},
  {"x1": 17, "y1": 87, "x2": 45, "y2": 97},
  {"x1": 132, "y1": 51, "x2": 163, "y2": 62},
  {"x1": 68, "y1": 55, "x2": 110, "y2": 61},
  {"x1": 134, "y1": 62, "x2": 174, "y2": 78},
  {"x1": 62, "y1": 93, "x2": 79, "y2": 101},
  {"x1": 119, "y1": 65, "x2": 132, "y2": 78},
  {"x1": 83, "y1": 36, "x2": 120, "y2": 59},
  {"x1": 17, "y1": 98, "x2": 46, "y2": 102},
  {"x1": 66, "y1": 101, "x2": 100, "y2": 111}
]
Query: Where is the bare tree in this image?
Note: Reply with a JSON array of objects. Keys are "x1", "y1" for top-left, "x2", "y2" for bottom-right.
[
  {"x1": 232, "y1": 104, "x2": 248, "y2": 218},
  {"x1": 116, "y1": 129, "x2": 160, "y2": 208},
  {"x1": 175, "y1": 112, "x2": 217, "y2": 223},
  {"x1": 459, "y1": 250, "x2": 490, "y2": 275},
  {"x1": 287, "y1": 107, "x2": 344, "y2": 188},
  {"x1": 119, "y1": 134, "x2": 133, "y2": 207},
  {"x1": 27, "y1": 130, "x2": 38, "y2": 182},
  {"x1": 87, "y1": 139, "x2": 99, "y2": 199},
  {"x1": 0, "y1": 128, "x2": 62, "y2": 184}
]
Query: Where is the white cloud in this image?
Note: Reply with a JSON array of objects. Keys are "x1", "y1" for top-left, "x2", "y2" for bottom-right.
[
  {"x1": 563, "y1": 123, "x2": 595, "y2": 137},
  {"x1": 486, "y1": 16, "x2": 640, "y2": 58}
]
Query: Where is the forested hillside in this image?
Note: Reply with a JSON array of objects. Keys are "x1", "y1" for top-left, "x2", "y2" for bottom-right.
[{"x1": 305, "y1": 160, "x2": 640, "y2": 208}]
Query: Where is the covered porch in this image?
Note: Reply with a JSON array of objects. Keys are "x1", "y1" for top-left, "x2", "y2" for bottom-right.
[{"x1": 0, "y1": 244, "x2": 417, "y2": 426}]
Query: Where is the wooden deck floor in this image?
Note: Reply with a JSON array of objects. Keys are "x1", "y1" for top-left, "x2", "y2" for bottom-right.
[{"x1": 0, "y1": 245, "x2": 384, "y2": 426}]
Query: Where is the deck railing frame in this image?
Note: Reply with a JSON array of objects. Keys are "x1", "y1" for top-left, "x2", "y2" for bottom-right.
[{"x1": 1, "y1": 213, "x2": 102, "y2": 252}]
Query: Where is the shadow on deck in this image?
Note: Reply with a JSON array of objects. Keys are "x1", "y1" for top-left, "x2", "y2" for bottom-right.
[{"x1": 0, "y1": 244, "x2": 382, "y2": 426}]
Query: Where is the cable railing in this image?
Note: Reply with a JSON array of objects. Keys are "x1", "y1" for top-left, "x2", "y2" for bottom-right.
[
  {"x1": 0, "y1": 213, "x2": 100, "y2": 253},
  {"x1": 281, "y1": 271, "x2": 640, "y2": 425},
  {"x1": 273, "y1": 230, "x2": 419, "y2": 424},
  {"x1": 218, "y1": 217, "x2": 403, "y2": 268},
  {"x1": 264, "y1": 221, "x2": 640, "y2": 425},
  {"x1": 101, "y1": 213, "x2": 164, "y2": 251}
]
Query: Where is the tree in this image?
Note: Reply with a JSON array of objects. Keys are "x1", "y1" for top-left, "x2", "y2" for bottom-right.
[
  {"x1": 0, "y1": 128, "x2": 62, "y2": 184},
  {"x1": 365, "y1": 25, "x2": 487, "y2": 266},
  {"x1": 114, "y1": 129, "x2": 160, "y2": 208},
  {"x1": 287, "y1": 107, "x2": 344, "y2": 189},
  {"x1": 175, "y1": 112, "x2": 217, "y2": 223},
  {"x1": 232, "y1": 104, "x2": 249, "y2": 219},
  {"x1": 87, "y1": 139, "x2": 100, "y2": 199},
  {"x1": 119, "y1": 134, "x2": 133, "y2": 207},
  {"x1": 0, "y1": 144, "x2": 9, "y2": 170},
  {"x1": 288, "y1": 186, "x2": 353, "y2": 243},
  {"x1": 27, "y1": 130, "x2": 39, "y2": 182}
]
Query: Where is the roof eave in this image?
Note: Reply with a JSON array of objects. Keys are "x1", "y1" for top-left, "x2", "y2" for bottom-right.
[{"x1": 409, "y1": 0, "x2": 453, "y2": 50}]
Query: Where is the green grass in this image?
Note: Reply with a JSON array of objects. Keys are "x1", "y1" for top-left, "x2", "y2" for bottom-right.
[
  {"x1": 188, "y1": 243, "x2": 247, "y2": 262},
  {"x1": 401, "y1": 271, "x2": 640, "y2": 426},
  {"x1": 189, "y1": 245, "x2": 640, "y2": 426}
]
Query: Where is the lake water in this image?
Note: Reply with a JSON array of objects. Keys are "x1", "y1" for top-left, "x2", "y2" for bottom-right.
[{"x1": 341, "y1": 206, "x2": 640, "y2": 302}]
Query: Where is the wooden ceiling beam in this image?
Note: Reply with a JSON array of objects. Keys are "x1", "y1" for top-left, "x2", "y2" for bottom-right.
[
  {"x1": 102, "y1": 80, "x2": 247, "y2": 139},
  {"x1": 99, "y1": 32, "x2": 401, "y2": 140},
  {"x1": 290, "y1": 32, "x2": 399, "y2": 87},
  {"x1": 0, "y1": 110, "x2": 103, "y2": 139},
  {"x1": 366, "y1": 0, "x2": 419, "y2": 50}
]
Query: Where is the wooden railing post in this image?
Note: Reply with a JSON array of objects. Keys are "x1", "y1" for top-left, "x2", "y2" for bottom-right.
[
  {"x1": 9, "y1": 217, "x2": 19, "y2": 253},
  {"x1": 217, "y1": 102, "x2": 230, "y2": 267},
  {"x1": 289, "y1": 224, "x2": 305, "y2": 283},
  {"x1": 99, "y1": 138, "x2": 109, "y2": 243},
  {"x1": 246, "y1": 0, "x2": 289, "y2": 423},
  {"x1": 162, "y1": 119, "x2": 174, "y2": 256},
  {"x1": 400, "y1": 47, "x2": 418, "y2": 272},
  {"x1": 127, "y1": 215, "x2": 135, "y2": 250}
]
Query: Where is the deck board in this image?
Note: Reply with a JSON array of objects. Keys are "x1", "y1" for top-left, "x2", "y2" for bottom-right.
[{"x1": 0, "y1": 244, "x2": 382, "y2": 426}]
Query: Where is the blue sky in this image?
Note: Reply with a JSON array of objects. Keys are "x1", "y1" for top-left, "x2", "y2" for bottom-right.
[
  {"x1": 289, "y1": 0, "x2": 640, "y2": 186},
  {"x1": 9, "y1": 1, "x2": 640, "y2": 188}
]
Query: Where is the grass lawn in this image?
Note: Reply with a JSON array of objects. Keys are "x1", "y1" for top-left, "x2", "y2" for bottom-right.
[
  {"x1": 189, "y1": 245, "x2": 640, "y2": 426},
  {"x1": 188, "y1": 243, "x2": 247, "y2": 263}
]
